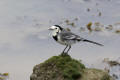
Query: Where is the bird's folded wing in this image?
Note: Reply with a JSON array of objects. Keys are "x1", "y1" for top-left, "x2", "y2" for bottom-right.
[{"x1": 60, "y1": 32, "x2": 83, "y2": 40}]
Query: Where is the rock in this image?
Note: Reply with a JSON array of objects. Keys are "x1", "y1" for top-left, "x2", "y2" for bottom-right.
[
  {"x1": 81, "y1": 69, "x2": 113, "y2": 80},
  {"x1": 103, "y1": 58, "x2": 120, "y2": 80},
  {"x1": 0, "y1": 73, "x2": 9, "y2": 80},
  {"x1": 30, "y1": 55, "x2": 113, "y2": 80}
]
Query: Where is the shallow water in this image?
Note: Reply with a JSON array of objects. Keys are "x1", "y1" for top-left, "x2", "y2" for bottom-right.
[{"x1": 0, "y1": 0, "x2": 120, "y2": 80}]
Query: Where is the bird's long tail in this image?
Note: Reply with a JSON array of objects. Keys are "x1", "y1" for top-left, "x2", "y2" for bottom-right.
[{"x1": 83, "y1": 39, "x2": 103, "y2": 46}]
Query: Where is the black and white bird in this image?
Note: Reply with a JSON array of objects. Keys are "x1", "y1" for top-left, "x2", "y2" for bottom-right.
[{"x1": 49, "y1": 25, "x2": 103, "y2": 54}]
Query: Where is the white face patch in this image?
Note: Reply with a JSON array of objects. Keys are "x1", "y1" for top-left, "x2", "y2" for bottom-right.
[
  {"x1": 49, "y1": 25, "x2": 60, "y2": 32},
  {"x1": 49, "y1": 26, "x2": 57, "y2": 30},
  {"x1": 49, "y1": 26, "x2": 59, "y2": 36}
]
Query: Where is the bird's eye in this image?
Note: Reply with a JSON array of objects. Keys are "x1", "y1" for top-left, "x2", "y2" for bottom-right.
[{"x1": 55, "y1": 28, "x2": 57, "y2": 29}]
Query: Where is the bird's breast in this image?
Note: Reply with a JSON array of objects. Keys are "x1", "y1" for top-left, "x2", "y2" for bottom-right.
[
  {"x1": 57, "y1": 36, "x2": 66, "y2": 45},
  {"x1": 52, "y1": 35, "x2": 66, "y2": 45}
]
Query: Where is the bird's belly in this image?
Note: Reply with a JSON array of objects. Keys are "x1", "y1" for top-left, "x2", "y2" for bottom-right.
[{"x1": 57, "y1": 40, "x2": 66, "y2": 45}]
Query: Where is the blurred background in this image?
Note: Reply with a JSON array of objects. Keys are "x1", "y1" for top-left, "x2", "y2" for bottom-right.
[{"x1": 0, "y1": 0, "x2": 120, "y2": 80}]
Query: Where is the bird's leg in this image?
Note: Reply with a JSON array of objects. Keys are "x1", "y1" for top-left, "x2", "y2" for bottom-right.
[
  {"x1": 62, "y1": 45, "x2": 68, "y2": 54},
  {"x1": 66, "y1": 45, "x2": 71, "y2": 54}
]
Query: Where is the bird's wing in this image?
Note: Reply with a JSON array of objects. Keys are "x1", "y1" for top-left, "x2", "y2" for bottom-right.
[{"x1": 60, "y1": 31, "x2": 83, "y2": 40}]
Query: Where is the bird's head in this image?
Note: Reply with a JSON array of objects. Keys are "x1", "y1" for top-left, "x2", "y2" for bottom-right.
[
  {"x1": 49, "y1": 25, "x2": 63, "y2": 36},
  {"x1": 49, "y1": 25, "x2": 63, "y2": 32}
]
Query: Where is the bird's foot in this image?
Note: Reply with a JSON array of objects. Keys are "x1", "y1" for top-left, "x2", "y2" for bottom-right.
[{"x1": 61, "y1": 52, "x2": 69, "y2": 56}]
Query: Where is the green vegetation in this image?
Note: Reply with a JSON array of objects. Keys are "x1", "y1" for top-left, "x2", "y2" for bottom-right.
[
  {"x1": 31, "y1": 55, "x2": 113, "y2": 80},
  {"x1": 101, "y1": 74, "x2": 111, "y2": 80},
  {"x1": 41, "y1": 55, "x2": 85, "y2": 80},
  {"x1": 0, "y1": 73, "x2": 9, "y2": 80}
]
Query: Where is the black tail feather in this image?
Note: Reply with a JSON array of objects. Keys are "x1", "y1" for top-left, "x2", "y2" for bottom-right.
[{"x1": 83, "y1": 39, "x2": 103, "y2": 46}]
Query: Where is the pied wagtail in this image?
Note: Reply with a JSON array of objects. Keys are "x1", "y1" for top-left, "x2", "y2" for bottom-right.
[{"x1": 49, "y1": 25, "x2": 103, "y2": 54}]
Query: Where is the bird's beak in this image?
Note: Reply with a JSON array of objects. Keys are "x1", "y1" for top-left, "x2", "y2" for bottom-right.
[
  {"x1": 48, "y1": 28, "x2": 51, "y2": 30},
  {"x1": 48, "y1": 27, "x2": 52, "y2": 30}
]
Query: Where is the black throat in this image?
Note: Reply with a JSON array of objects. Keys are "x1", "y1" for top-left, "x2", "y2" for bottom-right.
[
  {"x1": 53, "y1": 35, "x2": 58, "y2": 41},
  {"x1": 52, "y1": 31, "x2": 59, "y2": 41}
]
